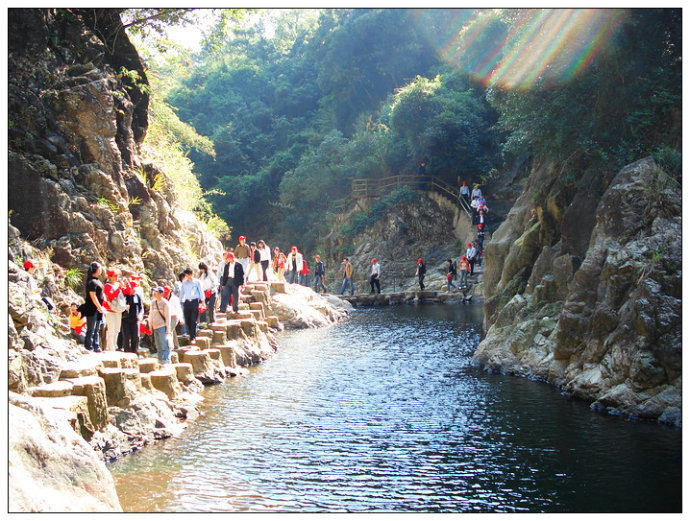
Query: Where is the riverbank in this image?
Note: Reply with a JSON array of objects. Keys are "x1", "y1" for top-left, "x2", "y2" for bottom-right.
[{"x1": 9, "y1": 270, "x2": 350, "y2": 512}]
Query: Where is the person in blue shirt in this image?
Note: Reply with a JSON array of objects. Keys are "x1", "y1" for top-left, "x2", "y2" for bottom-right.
[{"x1": 179, "y1": 267, "x2": 204, "y2": 343}]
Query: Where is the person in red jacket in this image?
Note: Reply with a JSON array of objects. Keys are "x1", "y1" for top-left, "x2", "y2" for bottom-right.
[{"x1": 459, "y1": 256, "x2": 470, "y2": 288}]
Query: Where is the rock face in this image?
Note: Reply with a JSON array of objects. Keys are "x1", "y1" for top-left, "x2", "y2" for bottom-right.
[
  {"x1": 474, "y1": 157, "x2": 681, "y2": 426},
  {"x1": 8, "y1": 8, "x2": 222, "y2": 283},
  {"x1": 9, "y1": 394, "x2": 122, "y2": 512}
]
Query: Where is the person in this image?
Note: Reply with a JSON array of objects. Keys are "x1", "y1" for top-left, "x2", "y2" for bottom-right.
[
  {"x1": 459, "y1": 180, "x2": 470, "y2": 204},
  {"x1": 417, "y1": 160, "x2": 427, "y2": 190},
  {"x1": 120, "y1": 275, "x2": 143, "y2": 354},
  {"x1": 103, "y1": 268, "x2": 127, "y2": 351},
  {"x1": 83, "y1": 262, "x2": 105, "y2": 352},
  {"x1": 217, "y1": 252, "x2": 245, "y2": 314},
  {"x1": 257, "y1": 240, "x2": 272, "y2": 282},
  {"x1": 459, "y1": 255, "x2": 470, "y2": 288},
  {"x1": 370, "y1": 258, "x2": 381, "y2": 294},
  {"x1": 470, "y1": 195, "x2": 481, "y2": 220},
  {"x1": 285, "y1": 246, "x2": 303, "y2": 284},
  {"x1": 69, "y1": 302, "x2": 87, "y2": 344},
  {"x1": 179, "y1": 268, "x2": 204, "y2": 344},
  {"x1": 299, "y1": 257, "x2": 310, "y2": 286},
  {"x1": 471, "y1": 184, "x2": 482, "y2": 200},
  {"x1": 415, "y1": 258, "x2": 426, "y2": 290},
  {"x1": 313, "y1": 254, "x2": 327, "y2": 294},
  {"x1": 476, "y1": 208, "x2": 488, "y2": 229},
  {"x1": 198, "y1": 262, "x2": 218, "y2": 324},
  {"x1": 446, "y1": 259, "x2": 459, "y2": 292},
  {"x1": 234, "y1": 235, "x2": 251, "y2": 274},
  {"x1": 164, "y1": 285, "x2": 184, "y2": 349},
  {"x1": 23, "y1": 260, "x2": 41, "y2": 296},
  {"x1": 173, "y1": 272, "x2": 187, "y2": 335},
  {"x1": 273, "y1": 247, "x2": 286, "y2": 282},
  {"x1": 477, "y1": 224, "x2": 485, "y2": 251},
  {"x1": 474, "y1": 239, "x2": 484, "y2": 267},
  {"x1": 466, "y1": 242, "x2": 477, "y2": 276},
  {"x1": 340, "y1": 257, "x2": 355, "y2": 295},
  {"x1": 148, "y1": 287, "x2": 171, "y2": 365},
  {"x1": 246, "y1": 242, "x2": 262, "y2": 283}
]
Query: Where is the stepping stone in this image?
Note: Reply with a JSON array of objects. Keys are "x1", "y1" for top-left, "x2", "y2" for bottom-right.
[
  {"x1": 122, "y1": 368, "x2": 142, "y2": 392},
  {"x1": 195, "y1": 337, "x2": 211, "y2": 350},
  {"x1": 238, "y1": 303, "x2": 250, "y2": 311},
  {"x1": 249, "y1": 310, "x2": 263, "y2": 321},
  {"x1": 196, "y1": 329, "x2": 214, "y2": 339},
  {"x1": 59, "y1": 360, "x2": 103, "y2": 379},
  {"x1": 173, "y1": 363, "x2": 195, "y2": 384},
  {"x1": 240, "y1": 319, "x2": 259, "y2": 337},
  {"x1": 97, "y1": 351, "x2": 139, "y2": 369},
  {"x1": 178, "y1": 335, "x2": 191, "y2": 347},
  {"x1": 256, "y1": 321, "x2": 269, "y2": 334},
  {"x1": 30, "y1": 380, "x2": 74, "y2": 398},
  {"x1": 270, "y1": 281, "x2": 287, "y2": 294},
  {"x1": 227, "y1": 311, "x2": 253, "y2": 321},
  {"x1": 63, "y1": 375, "x2": 108, "y2": 430},
  {"x1": 214, "y1": 345, "x2": 237, "y2": 368},
  {"x1": 212, "y1": 330, "x2": 226, "y2": 345},
  {"x1": 170, "y1": 352, "x2": 179, "y2": 364},
  {"x1": 183, "y1": 351, "x2": 215, "y2": 379},
  {"x1": 225, "y1": 321, "x2": 246, "y2": 341},
  {"x1": 148, "y1": 368, "x2": 183, "y2": 400},
  {"x1": 97, "y1": 367, "x2": 131, "y2": 406},
  {"x1": 138, "y1": 358, "x2": 160, "y2": 373},
  {"x1": 266, "y1": 316, "x2": 280, "y2": 329},
  {"x1": 206, "y1": 349, "x2": 221, "y2": 361},
  {"x1": 140, "y1": 373, "x2": 152, "y2": 390}
]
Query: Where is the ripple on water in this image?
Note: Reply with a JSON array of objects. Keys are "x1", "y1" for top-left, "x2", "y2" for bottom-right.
[{"x1": 109, "y1": 305, "x2": 682, "y2": 513}]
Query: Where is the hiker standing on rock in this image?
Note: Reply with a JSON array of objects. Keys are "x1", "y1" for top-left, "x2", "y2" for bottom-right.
[
  {"x1": 83, "y1": 262, "x2": 105, "y2": 352},
  {"x1": 459, "y1": 180, "x2": 470, "y2": 204},
  {"x1": 416, "y1": 258, "x2": 426, "y2": 290},
  {"x1": 218, "y1": 252, "x2": 245, "y2": 314},
  {"x1": 120, "y1": 273, "x2": 143, "y2": 354},
  {"x1": 234, "y1": 235, "x2": 251, "y2": 274},
  {"x1": 286, "y1": 246, "x2": 303, "y2": 284},
  {"x1": 466, "y1": 242, "x2": 477, "y2": 275},
  {"x1": 370, "y1": 258, "x2": 381, "y2": 294},
  {"x1": 314, "y1": 254, "x2": 327, "y2": 294},
  {"x1": 257, "y1": 240, "x2": 272, "y2": 282},
  {"x1": 164, "y1": 285, "x2": 184, "y2": 349},
  {"x1": 149, "y1": 287, "x2": 171, "y2": 364},
  {"x1": 446, "y1": 259, "x2": 459, "y2": 292},
  {"x1": 103, "y1": 268, "x2": 127, "y2": 351},
  {"x1": 198, "y1": 262, "x2": 218, "y2": 324},
  {"x1": 179, "y1": 268, "x2": 204, "y2": 344},
  {"x1": 340, "y1": 257, "x2": 355, "y2": 295},
  {"x1": 459, "y1": 256, "x2": 470, "y2": 288}
]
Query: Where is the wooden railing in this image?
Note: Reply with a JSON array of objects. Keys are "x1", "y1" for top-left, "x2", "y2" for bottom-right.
[{"x1": 341, "y1": 175, "x2": 472, "y2": 218}]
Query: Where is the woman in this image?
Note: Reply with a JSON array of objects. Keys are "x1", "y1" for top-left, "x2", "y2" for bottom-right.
[
  {"x1": 257, "y1": 240, "x2": 272, "y2": 282},
  {"x1": 83, "y1": 262, "x2": 106, "y2": 352},
  {"x1": 148, "y1": 287, "x2": 171, "y2": 364},
  {"x1": 103, "y1": 268, "x2": 127, "y2": 351},
  {"x1": 120, "y1": 274, "x2": 143, "y2": 354},
  {"x1": 285, "y1": 246, "x2": 303, "y2": 284},
  {"x1": 272, "y1": 247, "x2": 284, "y2": 282},
  {"x1": 198, "y1": 262, "x2": 218, "y2": 324}
]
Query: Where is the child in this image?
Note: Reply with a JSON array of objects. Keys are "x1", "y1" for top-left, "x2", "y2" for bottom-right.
[{"x1": 69, "y1": 303, "x2": 87, "y2": 344}]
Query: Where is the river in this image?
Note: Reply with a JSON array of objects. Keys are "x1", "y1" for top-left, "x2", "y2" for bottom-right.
[{"x1": 108, "y1": 303, "x2": 682, "y2": 512}]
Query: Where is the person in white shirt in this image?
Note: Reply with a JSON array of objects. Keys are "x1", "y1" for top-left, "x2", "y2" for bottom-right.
[
  {"x1": 179, "y1": 268, "x2": 204, "y2": 343},
  {"x1": 285, "y1": 246, "x2": 304, "y2": 284},
  {"x1": 257, "y1": 240, "x2": 272, "y2": 281},
  {"x1": 369, "y1": 258, "x2": 381, "y2": 294},
  {"x1": 217, "y1": 252, "x2": 245, "y2": 313},
  {"x1": 163, "y1": 285, "x2": 184, "y2": 349},
  {"x1": 471, "y1": 185, "x2": 482, "y2": 199},
  {"x1": 198, "y1": 262, "x2": 218, "y2": 324},
  {"x1": 466, "y1": 242, "x2": 477, "y2": 276}
]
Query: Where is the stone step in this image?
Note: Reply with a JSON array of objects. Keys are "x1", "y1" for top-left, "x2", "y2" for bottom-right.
[
  {"x1": 182, "y1": 350, "x2": 214, "y2": 376},
  {"x1": 249, "y1": 310, "x2": 264, "y2": 321},
  {"x1": 29, "y1": 380, "x2": 74, "y2": 398},
  {"x1": 212, "y1": 329, "x2": 227, "y2": 345},
  {"x1": 148, "y1": 368, "x2": 183, "y2": 400},
  {"x1": 225, "y1": 321, "x2": 246, "y2": 341},
  {"x1": 97, "y1": 367, "x2": 135, "y2": 407},
  {"x1": 140, "y1": 373, "x2": 152, "y2": 391},
  {"x1": 62, "y1": 375, "x2": 109, "y2": 431},
  {"x1": 226, "y1": 311, "x2": 253, "y2": 321},
  {"x1": 32, "y1": 395, "x2": 96, "y2": 441},
  {"x1": 266, "y1": 316, "x2": 281, "y2": 329},
  {"x1": 206, "y1": 349, "x2": 221, "y2": 361},
  {"x1": 196, "y1": 329, "x2": 214, "y2": 339},
  {"x1": 194, "y1": 337, "x2": 211, "y2": 350},
  {"x1": 270, "y1": 281, "x2": 287, "y2": 294},
  {"x1": 59, "y1": 359, "x2": 103, "y2": 379},
  {"x1": 170, "y1": 352, "x2": 179, "y2": 364},
  {"x1": 97, "y1": 351, "x2": 139, "y2": 370},
  {"x1": 138, "y1": 358, "x2": 160, "y2": 373},
  {"x1": 214, "y1": 345, "x2": 237, "y2": 368},
  {"x1": 255, "y1": 320, "x2": 268, "y2": 334},
  {"x1": 172, "y1": 363, "x2": 195, "y2": 384},
  {"x1": 238, "y1": 303, "x2": 250, "y2": 311}
]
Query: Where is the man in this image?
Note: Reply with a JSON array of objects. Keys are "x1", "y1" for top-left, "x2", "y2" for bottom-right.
[
  {"x1": 340, "y1": 257, "x2": 355, "y2": 296},
  {"x1": 217, "y1": 252, "x2": 245, "y2": 314},
  {"x1": 313, "y1": 254, "x2": 327, "y2": 294},
  {"x1": 466, "y1": 242, "x2": 477, "y2": 276},
  {"x1": 164, "y1": 285, "x2": 184, "y2": 349},
  {"x1": 459, "y1": 180, "x2": 470, "y2": 204},
  {"x1": 370, "y1": 258, "x2": 381, "y2": 294},
  {"x1": 416, "y1": 258, "x2": 426, "y2": 290},
  {"x1": 417, "y1": 160, "x2": 427, "y2": 190},
  {"x1": 246, "y1": 241, "x2": 262, "y2": 283},
  {"x1": 148, "y1": 287, "x2": 171, "y2": 364},
  {"x1": 285, "y1": 246, "x2": 303, "y2": 284},
  {"x1": 234, "y1": 235, "x2": 251, "y2": 273},
  {"x1": 120, "y1": 274, "x2": 143, "y2": 354},
  {"x1": 179, "y1": 268, "x2": 204, "y2": 343},
  {"x1": 446, "y1": 259, "x2": 459, "y2": 292},
  {"x1": 459, "y1": 256, "x2": 470, "y2": 288}
]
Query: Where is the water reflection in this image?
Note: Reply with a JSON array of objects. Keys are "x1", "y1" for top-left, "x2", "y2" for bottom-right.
[{"x1": 109, "y1": 304, "x2": 681, "y2": 513}]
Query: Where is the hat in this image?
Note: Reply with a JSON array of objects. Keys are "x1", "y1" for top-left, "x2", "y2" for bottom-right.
[
  {"x1": 130, "y1": 274, "x2": 142, "y2": 280},
  {"x1": 23, "y1": 260, "x2": 35, "y2": 270},
  {"x1": 163, "y1": 285, "x2": 172, "y2": 298},
  {"x1": 106, "y1": 269, "x2": 120, "y2": 278},
  {"x1": 371, "y1": 258, "x2": 376, "y2": 263},
  {"x1": 478, "y1": 224, "x2": 484, "y2": 229},
  {"x1": 315, "y1": 254, "x2": 320, "y2": 259},
  {"x1": 153, "y1": 287, "x2": 164, "y2": 294},
  {"x1": 224, "y1": 251, "x2": 234, "y2": 259},
  {"x1": 239, "y1": 235, "x2": 246, "y2": 240},
  {"x1": 417, "y1": 258, "x2": 422, "y2": 263},
  {"x1": 467, "y1": 243, "x2": 472, "y2": 247}
]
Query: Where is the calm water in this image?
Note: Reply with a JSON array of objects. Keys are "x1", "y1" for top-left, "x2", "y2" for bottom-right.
[{"x1": 109, "y1": 304, "x2": 682, "y2": 512}]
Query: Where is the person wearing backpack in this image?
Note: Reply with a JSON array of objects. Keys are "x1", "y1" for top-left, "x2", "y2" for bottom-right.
[
  {"x1": 446, "y1": 259, "x2": 459, "y2": 291},
  {"x1": 103, "y1": 268, "x2": 128, "y2": 351}
]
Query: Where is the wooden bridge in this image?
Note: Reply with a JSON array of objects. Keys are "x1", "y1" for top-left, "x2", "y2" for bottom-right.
[{"x1": 333, "y1": 174, "x2": 473, "y2": 218}]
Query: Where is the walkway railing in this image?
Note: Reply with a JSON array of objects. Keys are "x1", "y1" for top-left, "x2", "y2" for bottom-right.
[{"x1": 338, "y1": 175, "x2": 473, "y2": 219}]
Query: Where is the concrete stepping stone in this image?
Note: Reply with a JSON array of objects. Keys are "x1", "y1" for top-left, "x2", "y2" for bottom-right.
[
  {"x1": 138, "y1": 358, "x2": 160, "y2": 373},
  {"x1": 63, "y1": 375, "x2": 108, "y2": 431},
  {"x1": 212, "y1": 329, "x2": 227, "y2": 345},
  {"x1": 97, "y1": 351, "x2": 139, "y2": 369},
  {"x1": 196, "y1": 329, "x2": 214, "y2": 339},
  {"x1": 238, "y1": 303, "x2": 250, "y2": 311},
  {"x1": 183, "y1": 350, "x2": 214, "y2": 375},
  {"x1": 225, "y1": 321, "x2": 247, "y2": 341},
  {"x1": 172, "y1": 363, "x2": 195, "y2": 384},
  {"x1": 249, "y1": 310, "x2": 263, "y2": 321},
  {"x1": 148, "y1": 368, "x2": 183, "y2": 400},
  {"x1": 213, "y1": 345, "x2": 237, "y2": 368},
  {"x1": 266, "y1": 316, "x2": 281, "y2": 329},
  {"x1": 30, "y1": 380, "x2": 74, "y2": 398},
  {"x1": 206, "y1": 349, "x2": 221, "y2": 361},
  {"x1": 195, "y1": 337, "x2": 211, "y2": 350}
]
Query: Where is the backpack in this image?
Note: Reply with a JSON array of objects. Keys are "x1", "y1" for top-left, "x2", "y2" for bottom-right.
[{"x1": 109, "y1": 289, "x2": 128, "y2": 313}]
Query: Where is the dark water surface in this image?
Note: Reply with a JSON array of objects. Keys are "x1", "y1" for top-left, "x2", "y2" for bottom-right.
[{"x1": 109, "y1": 304, "x2": 682, "y2": 512}]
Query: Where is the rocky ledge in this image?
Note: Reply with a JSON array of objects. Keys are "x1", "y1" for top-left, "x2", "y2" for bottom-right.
[{"x1": 9, "y1": 270, "x2": 350, "y2": 512}]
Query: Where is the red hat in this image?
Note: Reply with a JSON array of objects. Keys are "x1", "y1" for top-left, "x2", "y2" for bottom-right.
[
  {"x1": 467, "y1": 243, "x2": 472, "y2": 247},
  {"x1": 239, "y1": 235, "x2": 246, "y2": 240},
  {"x1": 462, "y1": 255, "x2": 467, "y2": 260},
  {"x1": 225, "y1": 251, "x2": 235, "y2": 260},
  {"x1": 315, "y1": 254, "x2": 320, "y2": 259},
  {"x1": 478, "y1": 224, "x2": 484, "y2": 229},
  {"x1": 106, "y1": 268, "x2": 120, "y2": 278},
  {"x1": 291, "y1": 246, "x2": 298, "y2": 251},
  {"x1": 417, "y1": 258, "x2": 422, "y2": 263},
  {"x1": 163, "y1": 285, "x2": 172, "y2": 298},
  {"x1": 371, "y1": 258, "x2": 376, "y2": 263},
  {"x1": 130, "y1": 274, "x2": 142, "y2": 280},
  {"x1": 462, "y1": 180, "x2": 466, "y2": 185},
  {"x1": 23, "y1": 260, "x2": 35, "y2": 270}
]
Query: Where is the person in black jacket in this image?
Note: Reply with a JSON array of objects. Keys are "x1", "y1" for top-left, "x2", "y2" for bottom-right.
[
  {"x1": 120, "y1": 274, "x2": 143, "y2": 353},
  {"x1": 313, "y1": 254, "x2": 327, "y2": 294},
  {"x1": 416, "y1": 258, "x2": 426, "y2": 290},
  {"x1": 217, "y1": 252, "x2": 245, "y2": 313},
  {"x1": 83, "y1": 261, "x2": 106, "y2": 352}
]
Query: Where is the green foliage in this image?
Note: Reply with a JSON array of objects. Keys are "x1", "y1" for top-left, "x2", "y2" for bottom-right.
[
  {"x1": 342, "y1": 186, "x2": 418, "y2": 238},
  {"x1": 652, "y1": 145, "x2": 681, "y2": 184},
  {"x1": 64, "y1": 268, "x2": 83, "y2": 290}
]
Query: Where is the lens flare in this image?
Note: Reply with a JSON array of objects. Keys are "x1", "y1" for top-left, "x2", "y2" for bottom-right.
[{"x1": 422, "y1": 8, "x2": 626, "y2": 90}]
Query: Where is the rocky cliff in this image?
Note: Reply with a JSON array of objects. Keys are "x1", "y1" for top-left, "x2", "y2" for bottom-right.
[
  {"x1": 473, "y1": 157, "x2": 681, "y2": 426},
  {"x1": 8, "y1": 8, "x2": 221, "y2": 283}
]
